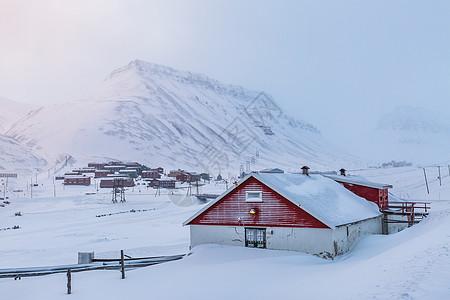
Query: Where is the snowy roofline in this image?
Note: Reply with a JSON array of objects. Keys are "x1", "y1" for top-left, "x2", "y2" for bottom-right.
[
  {"x1": 184, "y1": 173, "x2": 381, "y2": 228},
  {"x1": 322, "y1": 174, "x2": 393, "y2": 189}
]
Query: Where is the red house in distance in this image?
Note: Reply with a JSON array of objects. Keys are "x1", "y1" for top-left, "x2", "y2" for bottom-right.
[{"x1": 324, "y1": 172, "x2": 393, "y2": 209}]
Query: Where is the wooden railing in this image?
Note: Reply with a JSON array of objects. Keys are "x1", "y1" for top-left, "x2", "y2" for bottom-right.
[{"x1": 382, "y1": 201, "x2": 431, "y2": 226}]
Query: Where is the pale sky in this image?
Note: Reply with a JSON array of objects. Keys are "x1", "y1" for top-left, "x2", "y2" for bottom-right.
[{"x1": 1, "y1": 0, "x2": 449, "y2": 146}]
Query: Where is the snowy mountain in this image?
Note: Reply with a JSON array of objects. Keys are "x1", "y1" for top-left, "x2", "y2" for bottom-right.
[
  {"x1": 0, "y1": 133, "x2": 47, "y2": 174},
  {"x1": 0, "y1": 97, "x2": 35, "y2": 134},
  {"x1": 5, "y1": 60, "x2": 360, "y2": 174},
  {"x1": 358, "y1": 106, "x2": 450, "y2": 164}
]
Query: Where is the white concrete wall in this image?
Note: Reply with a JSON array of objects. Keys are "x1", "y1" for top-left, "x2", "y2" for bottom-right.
[
  {"x1": 190, "y1": 225, "x2": 334, "y2": 258},
  {"x1": 333, "y1": 216, "x2": 383, "y2": 256},
  {"x1": 266, "y1": 227, "x2": 334, "y2": 258},
  {"x1": 190, "y1": 225, "x2": 245, "y2": 248}
]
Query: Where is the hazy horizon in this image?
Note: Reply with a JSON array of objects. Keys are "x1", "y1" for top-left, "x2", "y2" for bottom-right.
[{"x1": 1, "y1": 0, "x2": 449, "y2": 148}]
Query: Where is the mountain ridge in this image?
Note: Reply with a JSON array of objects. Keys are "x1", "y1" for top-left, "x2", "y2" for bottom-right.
[{"x1": 5, "y1": 60, "x2": 359, "y2": 175}]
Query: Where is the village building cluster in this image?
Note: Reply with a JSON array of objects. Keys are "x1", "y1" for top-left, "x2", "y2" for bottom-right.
[{"x1": 59, "y1": 162, "x2": 210, "y2": 190}]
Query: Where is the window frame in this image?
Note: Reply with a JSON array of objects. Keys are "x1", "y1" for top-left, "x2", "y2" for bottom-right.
[{"x1": 245, "y1": 191, "x2": 263, "y2": 202}]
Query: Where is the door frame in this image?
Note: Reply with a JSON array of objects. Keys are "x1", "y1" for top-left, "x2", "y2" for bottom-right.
[{"x1": 245, "y1": 227, "x2": 266, "y2": 248}]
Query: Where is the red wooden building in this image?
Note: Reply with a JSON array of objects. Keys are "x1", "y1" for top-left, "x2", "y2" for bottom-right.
[
  {"x1": 64, "y1": 172, "x2": 81, "y2": 176},
  {"x1": 88, "y1": 162, "x2": 106, "y2": 169},
  {"x1": 73, "y1": 168, "x2": 96, "y2": 174},
  {"x1": 153, "y1": 167, "x2": 164, "y2": 174},
  {"x1": 176, "y1": 172, "x2": 202, "y2": 182},
  {"x1": 95, "y1": 170, "x2": 114, "y2": 178},
  {"x1": 100, "y1": 178, "x2": 135, "y2": 188},
  {"x1": 64, "y1": 176, "x2": 91, "y2": 186},
  {"x1": 324, "y1": 173, "x2": 392, "y2": 209},
  {"x1": 142, "y1": 170, "x2": 161, "y2": 179},
  {"x1": 168, "y1": 169, "x2": 185, "y2": 178},
  {"x1": 184, "y1": 172, "x2": 382, "y2": 258},
  {"x1": 146, "y1": 178, "x2": 176, "y2": 189}
]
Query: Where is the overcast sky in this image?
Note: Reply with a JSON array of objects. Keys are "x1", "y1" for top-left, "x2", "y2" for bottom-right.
[{"x1": 1, "y1": 0, "x2": 449, "y2": 146}]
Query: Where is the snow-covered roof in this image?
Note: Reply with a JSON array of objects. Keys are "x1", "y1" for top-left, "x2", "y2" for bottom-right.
[
  {"x1": 155, "y1": 178, "x2": 176, "y2": 181},
  {"x1": 322, "y1": 174, "x2": 393, "y2": 189},
  {"x1": 64, "y1": 175, "x2": 88, "y2": 179},
  {"x1": 184, "y1": 173, "x2": 382, "y2": 228},
  {"x1": 260, "y1": 168, "x2": 284, "y2": 173}
]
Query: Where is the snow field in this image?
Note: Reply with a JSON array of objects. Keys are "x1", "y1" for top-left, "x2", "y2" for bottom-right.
[{"x1": 0, "y1": 166, "x2": 449, "y2": 299}]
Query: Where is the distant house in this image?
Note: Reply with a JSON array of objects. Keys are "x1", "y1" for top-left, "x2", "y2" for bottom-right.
[
  {"x1": 94, "y1": 170, "x2": 114, "y2": 178},
  {"x1": 73, "y1": 168, "x2": 96, "y2": 174},
  {"x1": 119, "y1": 169, "x2": 138, "y2": 178},
  {"x1": 260, "y1": 168, "x2": 284, "y2": 174},
  {"x1": 147, "y1": 178, "x2": 176, "y2": 189},
  {"x1": 64, "y1": 172, "x2": 81, "y2": 176},
  {"x1": 176, "y1": 172, "x2": 201, "y2": 183},
  {"x1": 168, "y1": 169, "x2": 185, "y2": 178},
  {"x1": 142, "y1": 170, "x2": 162, "y2": 179},
  {"x1": 153, "y1": 167, "x2": 164, "y2": 174},
  {"x1": 88, "y1": 162, "x2": 106, "y2": 170},
  {"x1": 200, "y1": 173, "x2": 211, "y2": 181},
  {"x1": 104, "y1": 165, "x2": 126, "y2": 172},
  {"x1": 123, "y1": 162, "x2": 142, "y2": 169},
  {"x1": 64, "y1": 175, "x2": 91, "y2": 186},
  {"x1": 100, "y1": 177, "x2": 134, "y2": 188},
  {"x1": 184, "y1": 172, "x2": 383, "y2": 258}
]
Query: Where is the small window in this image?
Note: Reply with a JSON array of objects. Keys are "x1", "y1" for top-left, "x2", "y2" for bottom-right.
[{"x1": 246, "y1": 191, "x2": 262, "y2": 202}]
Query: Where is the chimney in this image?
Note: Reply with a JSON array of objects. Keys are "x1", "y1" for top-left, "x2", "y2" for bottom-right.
[
  {"x1": 301, "y1": 166, "x2": 310, "y2": 176},
  {"x1": 340, "y1": 168, "x2": 346, "y2": 176}
]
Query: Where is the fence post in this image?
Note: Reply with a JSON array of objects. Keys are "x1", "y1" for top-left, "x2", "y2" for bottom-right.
[
  {"x1": 121, "y1": 250, "x2": 125, "y2": 279},
  {"x1": 67, "y1": 269, "x2": 72, "y2": 294}
]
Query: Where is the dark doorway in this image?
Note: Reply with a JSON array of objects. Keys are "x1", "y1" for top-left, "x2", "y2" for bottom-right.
[{"x1": 245, "y1": 228, "x2": 266, "y2": 248}]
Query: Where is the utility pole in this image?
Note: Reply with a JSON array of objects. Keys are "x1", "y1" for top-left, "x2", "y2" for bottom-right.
[
  {"x1": 438, "y1": 166, "x2": 442, "y2": 186},
  {"x1": 53, "y1": 175, "x2": 56, "y2": 197},
  {"x1": 423, "y1": 168, "x2": 430, "y2": 194},
  {"x1": 186, "y1": 182, "x2": 192, "y2": 196},
  {"x1": 196, "y1": 180, "x2": 199, "y2": 196}
]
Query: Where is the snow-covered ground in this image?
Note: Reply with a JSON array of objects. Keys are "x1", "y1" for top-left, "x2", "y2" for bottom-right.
[{"x1": 1, "y1": 166, "x2": 450, "y2": 299}]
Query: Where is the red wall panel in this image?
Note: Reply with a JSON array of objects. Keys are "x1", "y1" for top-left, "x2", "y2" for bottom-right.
[
  {"x1": 338, "y1": 182, "x2": 387, "y2": 209},
  {"x1": 189, "y1": 177, "x2": 328, "y2": 228}
]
